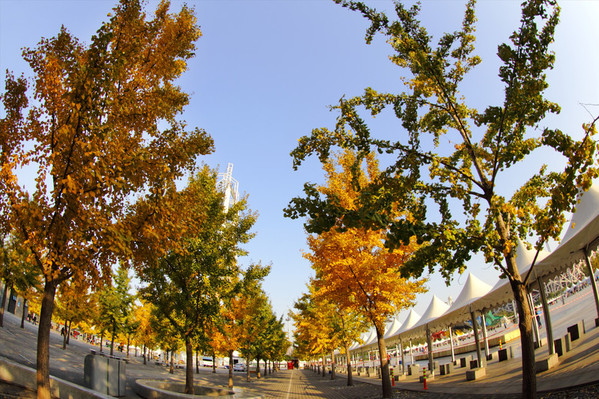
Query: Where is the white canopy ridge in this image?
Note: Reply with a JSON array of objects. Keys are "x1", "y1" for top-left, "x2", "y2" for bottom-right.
[
  {"x1": 384, "y1": 317, "x2": 403, "y2": 340},
  {"x1": 402, "y1": 295, "x2": 450, "y2": 339},
  {"x1": 394, "y1": 309, "x2": 421, "y2": 339},
  {"x1": 533, "y1": 184, "x2": 599, "y2": 281},
  {"x1": 433, "y1": 273, "x2": 493, "y2": 328}
]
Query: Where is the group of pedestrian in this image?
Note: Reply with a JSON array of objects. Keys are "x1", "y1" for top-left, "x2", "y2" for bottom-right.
[{"x1": 26, "y1": 312, "x2": 38, "y2": 325}]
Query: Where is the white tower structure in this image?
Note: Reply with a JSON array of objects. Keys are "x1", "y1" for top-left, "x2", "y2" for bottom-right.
[{"x1": 217, "y1": 163, "x2": 239, "y2": 212}]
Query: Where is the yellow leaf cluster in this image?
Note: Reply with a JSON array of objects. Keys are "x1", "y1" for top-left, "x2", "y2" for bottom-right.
[{"x1": 306, "y1": 150, "x2": 427, "y2": 330}]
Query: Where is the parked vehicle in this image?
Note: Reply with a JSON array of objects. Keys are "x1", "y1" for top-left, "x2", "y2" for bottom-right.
[{"x1": 233, "y1": 363, "x2": 246, "y2": 372}]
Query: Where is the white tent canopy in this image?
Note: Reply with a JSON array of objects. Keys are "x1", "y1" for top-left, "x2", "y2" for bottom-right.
[
  {"x1": 349, "y1": 330, "x2": 371, "y2": 351},
  {"x1": 432, "y1": 273, "x2": 493, "y2": 329},
  {"x1": 401, "y1": 295, "x2": 450, "y2": 339},
  {"x1": 362, "y1": 329, "x2": 377, "y2": 348},
  {"x1": 383, "y1": 317, "x2": 403, "y2": 340},
  {"x1": 394, "y1": 309, "x2": 421, "y2": 339},
  {"x1": 532, "y1": 185, "x2": 599, "y2": 282}
]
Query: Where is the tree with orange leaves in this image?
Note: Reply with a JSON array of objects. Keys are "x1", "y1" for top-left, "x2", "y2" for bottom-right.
[
  {"x1": 0, "y1": 1, "x2": 212, "y2": 397},
  {"x1": 298, "y1": 150, "x2": 426, "y2": 399},
  {"x1": 210, "y1": 263, "x2": 270, "y2": 388}
]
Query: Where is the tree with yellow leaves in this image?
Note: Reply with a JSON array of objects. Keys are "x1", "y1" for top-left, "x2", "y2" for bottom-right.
[
  {"x1": 0, "y1": 1, "x2": 213, "y2": 396},
  {"x1": 290, "y1": 282, "x2": 367, "y2": 385},
  {"x1": 133, "y1": 300, "x2": 156, "y2": 365},
  {"x1": 210, "y1": 263, "x2": 270, "y2": 388},
  {"x1": 54, "y1": 276, "x2": 92, "y2": 350},
  {"x1": 296, "y1": 150, "x2": 426, "y2": 398}
]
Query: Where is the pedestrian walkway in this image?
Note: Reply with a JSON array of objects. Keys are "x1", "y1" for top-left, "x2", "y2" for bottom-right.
[{"x1": 1, "y1": 308, "x2": 599, "y2": 398}]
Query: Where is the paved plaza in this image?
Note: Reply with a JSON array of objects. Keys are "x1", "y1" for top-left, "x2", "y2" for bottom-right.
[{"x1": 1, "y1": 286, "x2": 599, "y2": 398}]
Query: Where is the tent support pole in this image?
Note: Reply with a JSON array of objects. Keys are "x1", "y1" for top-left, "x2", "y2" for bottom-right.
[
  {"x1": 528, "y1": 292, "x2": 541, "y2": 346},
  {"x1": 449, "y1": 326, "x2": 455, "y2": 363},
  {"x1": 426, "y1": 324, "x2": 434, "y2": 375},
  {"x1": 537, "y1": 274, "x2": 555, "y2": 355},
  {"x1": 400, "y1": 339, "x2": 406, "y2": 374},
  {"x1": 481, "y1": 312, "x2": 490, "y2": 359},
  {"x1": 470, "y1": 309, "x2": 483, "y2": 368}
]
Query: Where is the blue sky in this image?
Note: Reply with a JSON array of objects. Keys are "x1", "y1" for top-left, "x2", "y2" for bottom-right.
[{"x1": 1, "y1": 0, "x2": 598, "y2": 332}]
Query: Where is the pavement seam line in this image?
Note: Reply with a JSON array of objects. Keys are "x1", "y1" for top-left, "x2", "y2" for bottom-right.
[{"x1": 285, "y1": 369, "x2": 294, "y2": 399}]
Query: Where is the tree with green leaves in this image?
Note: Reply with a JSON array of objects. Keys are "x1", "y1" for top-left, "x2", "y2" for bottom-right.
[
  {"x1": 121, "y1": 301, "x2": 141, "y2": 358},
  {"x1": 286, "y1": 1, "x2": 597, "y2": 398},
  {"x1": 0, "y1": 0, "x2": 213, "y2": 396},
  {"x1": 260, "y1": 313, "x2": 289, "y2": 376},
  {"x1": 291, "y1": 291, "x2": 338, "y2": 378},
  {"x1": 246, "y1": 300, "x2": 283, "y2": 380},
  {"x1": 236, "y1": 289, "x2": 273, "y2": 381},
  {"x1": 150, "y1": 313, "x2": 182, "y2": 374},
  {"x1": 138, "y1": 167, "x2": 257, "y2": 395},
  {"x1": 97, "y1": 264, "x2": 134, "y2": 356}
]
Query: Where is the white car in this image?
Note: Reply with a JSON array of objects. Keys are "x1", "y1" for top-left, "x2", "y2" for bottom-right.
[{"x1": 233, "y1": 363, "x2": 246, "y2": 372}]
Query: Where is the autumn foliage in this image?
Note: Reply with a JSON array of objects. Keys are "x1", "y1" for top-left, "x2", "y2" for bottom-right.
[
  {"x1": 297, "y1": 151, "x2": 426, "y2": 398},
  {"x1": 288, "y1": 2, "x2": 598, "y2": 398},
  {"x1": 0, "y1": 1, "x2": 212, "y2": 397}
]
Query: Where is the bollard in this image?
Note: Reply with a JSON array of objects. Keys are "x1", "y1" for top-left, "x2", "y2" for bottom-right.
[
  {"x1": 423, "y1": 367, "x2": 427, "y2": 390},
  {"x1": 391, "y1": 367, "x2": 395, "y2": 386},
  {"x1": 500, "y1": 341, "x2": 503, "y2": 350}
]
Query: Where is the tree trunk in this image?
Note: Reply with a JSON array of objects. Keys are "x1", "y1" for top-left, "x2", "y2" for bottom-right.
[
  {"x1": 330, "y1": 350, "x2": 336, "y2": 380},
  {"x1": 345, "y1": 342, "x2": 353, "y2": 386},
  {"x1": 184, "y1": 337, "x2": 194, "y2": 394},
  {"x1": 36, "y1": 279, "x2": 58, "y2": 399},
  {"x1": 228, "y1": 350, "x2": 234, "y2": 388},
  {"x1": 212, "y1": 350, "x2": 216, "y2": 373},
  {"x1": 246, "y1": 357, "x2": 251, "y2": 382},
  {"x1": 375, "y1": 325, "x2": 392, "y2": 399},
  {"x1": 256, "y1": 356, "x2": 261, "y2": 379},
  {"x1": 169, "y1": 350, "x2": 174, "y2": 374},
  {"x1": 470, "y1": 311, "x2": 483, "y2": 367},
  {"x1": 496, "y1": 214, "x2": 537, "y2": 399},
  {"x1": 143, "y1": 345, "x2": 147, "y2": 365},
  {"x1": 0, "y1": 282, "x2": 9, "y2": 328},
  {"x1": 20, "y1": 297, "x2": 27, "y2": 328},
  {"x1": 66, "y1": 319, "x2": 72, "y2": 345},
  {"x1": 510, "y1": 277, "x2": 536, "y2": 399},
  {"x1": 100, "y1": 331, "x2": 104, "y2": 352},
  {"x1": 196, "y1": 350, "x2": 199, "y2": 374},
  {"x1": 62, "y1": 323, "x2": 68, "y2": 350},
  {"x1": 110, "y1": 322, "x2": 116, "y2": 356},
  {"x1": 126, "y1": 336, "x2": 130, "y2": 358},
  {"x1": 426, "y1": 325, "x2": 434, "y2": 373}
]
